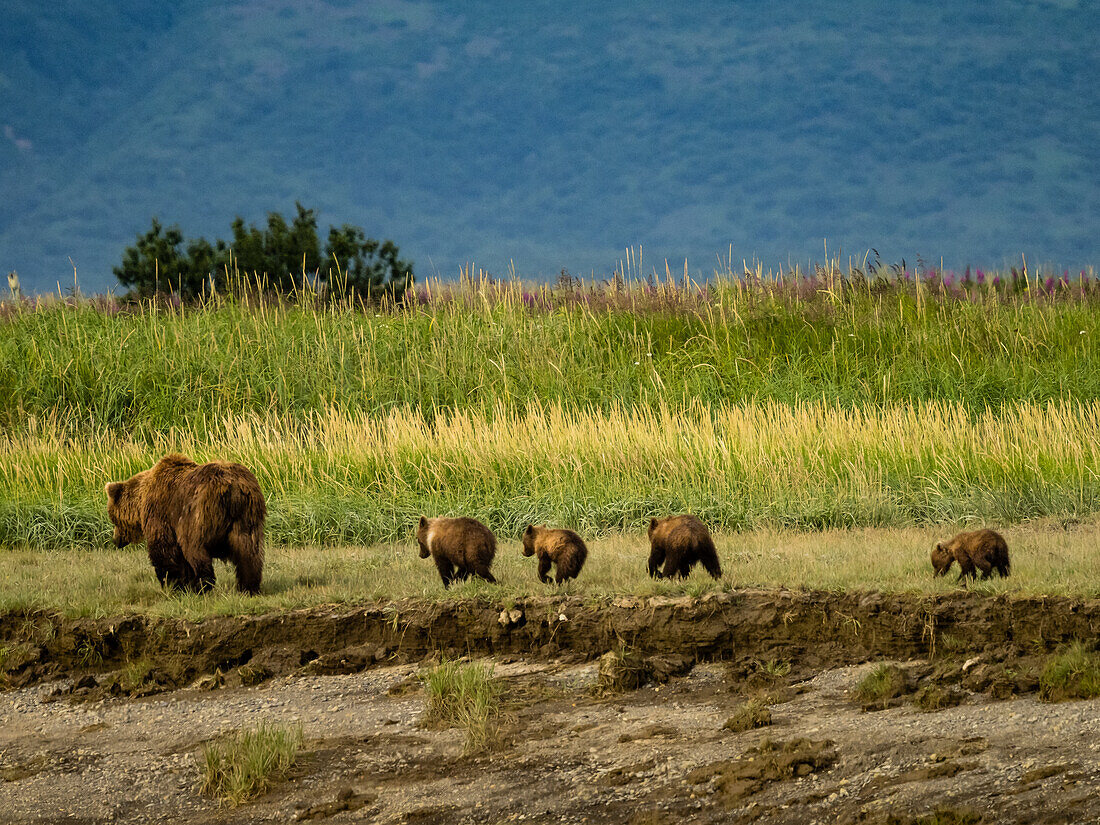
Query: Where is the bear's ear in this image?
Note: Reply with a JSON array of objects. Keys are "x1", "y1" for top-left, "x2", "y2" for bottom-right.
[
  {"x1": 934, "y1": 542, "x2": 943, "y2": 552},
  {"x1": 419, "y1": 516, "x2": 428, "y2": 528},
  {"x1": 649, "y1": 517, "x2": 658, "y2": 531},
  {"x1": 105, "y1": 482, "x2": 124, "y2": 503},
  {"x1": 523, "y1": 524, "x2": 533, "y2": 535}
]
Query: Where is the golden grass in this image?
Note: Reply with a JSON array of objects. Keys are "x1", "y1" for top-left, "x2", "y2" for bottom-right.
[
  {"x1": 5, "y1": 400, "x2": 1100, "y2": 548},
  {"x1": 2, "y1": 520, "x2": 1098, "y2": 619}
]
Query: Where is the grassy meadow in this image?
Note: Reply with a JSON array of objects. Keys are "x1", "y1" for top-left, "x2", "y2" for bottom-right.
[{"x1": 3, "y1": 265, "x2": 1100, "y2": 609}]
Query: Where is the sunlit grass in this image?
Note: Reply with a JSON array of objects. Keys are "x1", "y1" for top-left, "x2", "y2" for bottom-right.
[
  {"x1": 4, "y1": 400, "x2": 1100, "y2": 548},
  {"x1": 199, "y1": 723, "x2": 303, "y2": 806},
  {"x1": 2, "y1": 520, "x2": 1098, "y2": 619},
  {"x1": 419, "y1": 659, "x2": 501, "y2": 753}
]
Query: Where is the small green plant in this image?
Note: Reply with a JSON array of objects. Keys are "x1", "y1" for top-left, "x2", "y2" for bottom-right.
[
  {"x1": 1039, "y1": 641, "x2": 1100, "y2": 702},
  {"x1": 419, "y1": 659, "x2": 501, "y2": 752},
  {"x1": 75, "y1": 638, "x2": 103, "y2": 668},
  {"x1": 199, "y1": 723, "x2": 303, "y2": 806},
  {"x1": 118, "y1": 658, "x2": 156, "y2": 692},
  {"x1": 0, "y1": 644, "x2": 16, "y2": 684},
  {"x1": 757, "y1": 658, "x2": 792, "y2": 679},
  {"x1": 853, "y1": 663, "x2": 911, "y2": 710},
  {"x1": 723, "y1": 698, "x2": 773, "y2": 732}
]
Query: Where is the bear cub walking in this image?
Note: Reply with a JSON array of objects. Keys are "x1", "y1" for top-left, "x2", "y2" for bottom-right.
[
  {"x1": 647, "y1": 515, "x2": 722, "y2": 580},
  {"x1": 932, "y1": 529, "x2": 1011, "y2": 582},
  {"x1": 417, "y1": 516, "x2": 497, "y2": 588},
  {"x1": 105, "y1": 453, "x2": 266, "y2": 594},
  {"x1": 521, "y1": 525, "x2": 588, "y2": 584}
]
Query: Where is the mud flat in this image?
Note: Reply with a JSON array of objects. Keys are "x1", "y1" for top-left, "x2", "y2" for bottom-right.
[{"x1": 2, "y1": 590, "x2": 1100, "y2": 823}]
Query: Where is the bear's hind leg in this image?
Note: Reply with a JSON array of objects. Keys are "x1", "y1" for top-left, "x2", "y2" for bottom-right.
[
  {"x1": 187, "y1": 555, "x2": 216, "y2": 593},
  {"x1": 228, "y1": 527, "x2": 263, "y2": 595},
  {"x1": 538, "y1": 555, "x2": 553, "y2": 585},
  {"x1": 471, "y1": 563, "x2": 496, "y2": 584}
]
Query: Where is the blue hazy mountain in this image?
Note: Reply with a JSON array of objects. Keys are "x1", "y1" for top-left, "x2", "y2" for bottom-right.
[{"x1": 2, "y1": 1, "x2": 1098, "y2": 294}]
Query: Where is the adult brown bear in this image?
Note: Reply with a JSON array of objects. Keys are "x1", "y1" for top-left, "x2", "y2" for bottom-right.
[
  {"x1": 105, "y1": 454, "x2": 266, "y2": 594},
  {"x1": 521, "y1": 524, "x2": 588, "y2": 584},
  {"x1": 647, "y1": 515, "x2": 722, "y2": 580},
  {"x1": 931, "y1": 529, "x2": 1010, "y2": 582},
  {"x1": 417, "y1": 516, "x2": 497, "y2": 588}
]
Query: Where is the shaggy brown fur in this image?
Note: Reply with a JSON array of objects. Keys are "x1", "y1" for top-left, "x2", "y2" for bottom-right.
[
  {"x1": 647, "y1": 515, "x2": 722, "y2": 580},
  {"x1": 417, "y1": 516, "x2": 497, "y2": 588},
  {"x1": 932, "y1": 529, "x2": 1011, "y2": 582},
  {"x1": 105, "y1": 454, "x2": 266, "y2": 594},
  {"x1": 521, "y1": 524, "x2": 588, "y2": 584}
]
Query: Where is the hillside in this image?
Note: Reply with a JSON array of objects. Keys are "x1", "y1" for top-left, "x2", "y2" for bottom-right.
[{"x1": 2, "y1": 1, "x2": 1099, "y2": 293}]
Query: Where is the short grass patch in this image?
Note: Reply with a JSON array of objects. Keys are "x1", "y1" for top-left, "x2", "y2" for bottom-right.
[
  {"x1": 1039, "y1": 641, "x2": 1100, "y2": 702},
  {"x1": 723, "y1": 698, "x2": 773, "y2": 732},
  {"x1": 117, "y1": 657, "x2": 156, "y2": 693},
  {"x1": 853, "y1": 663, "x2": 912, "y2": 711},
  {"x1": 199, "y1": 722, "x2": 303, "y2": 806},
  {"x1": 419, "y1": 659, "x2": 501, "y2": 753}
]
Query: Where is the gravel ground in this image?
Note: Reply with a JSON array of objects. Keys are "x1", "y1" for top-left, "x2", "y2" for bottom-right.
[{"x1": 2, "y1": 658, "x2": 1100, "y2": 824}]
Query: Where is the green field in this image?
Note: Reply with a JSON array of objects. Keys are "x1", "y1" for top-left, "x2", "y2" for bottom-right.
[
  {"x1": 2, "y1": 269, "x2": 1100, "y2": 606},
  {"x1": 3, "y1": 271, "x2": 1099, "y2": 435}
]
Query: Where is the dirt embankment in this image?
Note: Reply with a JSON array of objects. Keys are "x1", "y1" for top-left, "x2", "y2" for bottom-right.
[{"x1": 3, "y1": 590, "x2": 1098, "y2": 697}]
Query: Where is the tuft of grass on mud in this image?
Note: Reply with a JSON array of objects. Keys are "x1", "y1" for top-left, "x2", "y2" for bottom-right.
[
  {"x1": 1038, "y1": 641, "x2": 1100, "y2": 702},
  {"x1": 853, "y1": 663, "x2": 912, "y2": 710},
  {"x1": 912, "y1": 684, "x2": 966, "y2": 713},
  {"x1": 118, "y1": 658, "x2": 156, "y2": 693},
  {"x1": 199, "y1": 722, "x2": 303, "y2": 806},
  {"x1": 419, "y1": 659, "x2": 501, "y2": 753},
  {"x1": 723, "y1": 698, "x2": 773, "y2": 732},
  {"x1": 596, "y1": 648, "x2": 650, "y2": 694}
]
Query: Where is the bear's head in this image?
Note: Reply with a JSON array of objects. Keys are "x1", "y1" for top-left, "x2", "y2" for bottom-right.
[
  {"x1": 930, "y1": 542, "x2": 954, "y2": 577},
  {"x1": 416, "y1": 516, "x2": 432, "y2": 558},
  {"x1": 521, "y1": 524, "x2": 543, "y2": 557},
  {"x1": 104, "y1": 472, "x2": 148, "y2": 548}
]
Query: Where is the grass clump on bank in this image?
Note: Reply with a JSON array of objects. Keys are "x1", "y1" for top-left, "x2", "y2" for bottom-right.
[
  {"x1": 420, "y1": 659, "x2": 501, "y2": 753},
  {"x1": 723, "y1": 698, "x2": 773, "y2": 732},
  {"x1": 199, "y1": 722, "x2": 303, "y2": 806},
  {"x1": 1038, "y1": 642, "x2": 1100, "y2": 702},
  {"x1": 853, "y1": 663, "x2": 913, "y2": 710}
]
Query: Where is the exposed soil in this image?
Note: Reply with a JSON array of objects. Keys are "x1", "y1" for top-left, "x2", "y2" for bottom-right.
[{"x1": 2, "y1": 590, "x2": 1100, "y2": 823}]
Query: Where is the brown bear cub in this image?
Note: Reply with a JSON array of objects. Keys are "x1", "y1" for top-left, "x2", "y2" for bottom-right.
[
  {"x1": 647, "y1": 515, "x2": 722, "y2": 580},
  {"x1": 932, "y1": 529, "x2": 1011, "y2": 582},
  {"x1": 521, "y1": 525, "x2": 588, "y2": 584},
  {"x1": 417, "y1": 516, "x2": 497, "y2": 588},
  {"x1": 105, "y1": 454, "x2": 266, "y2": 595}
]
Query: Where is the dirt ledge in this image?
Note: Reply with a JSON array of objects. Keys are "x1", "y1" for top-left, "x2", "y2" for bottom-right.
[{"x1": 3, "y1": 590, "x2": 1098, "y2": 695}]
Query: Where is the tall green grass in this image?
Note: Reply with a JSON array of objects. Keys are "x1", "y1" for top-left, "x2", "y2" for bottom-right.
[
  {"x1": 4, "y1": 273, "x2": 1100, "y2": 436},
  {"x1": 2, "y1": 401, "x2": 1099, "y2": 548}
]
